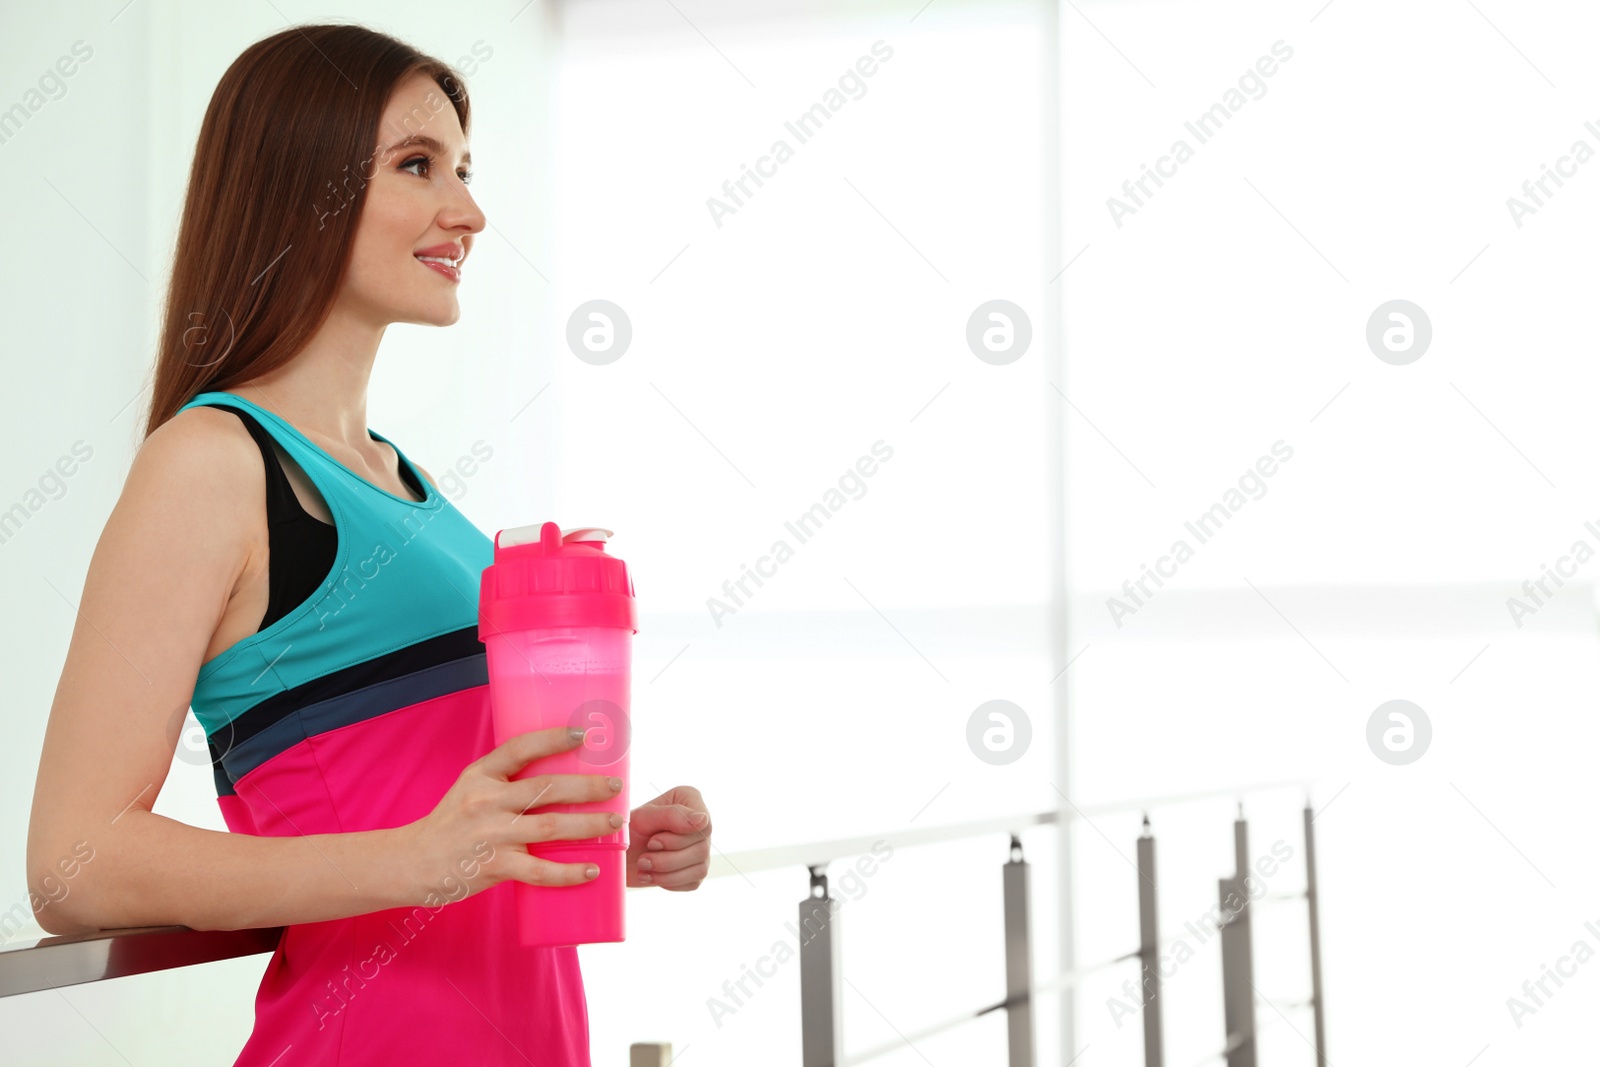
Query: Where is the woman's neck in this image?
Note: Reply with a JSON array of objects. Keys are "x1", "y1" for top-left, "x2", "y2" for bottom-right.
[{"x1": 234, "y1": 308, "x2": 387, "y2": 450}]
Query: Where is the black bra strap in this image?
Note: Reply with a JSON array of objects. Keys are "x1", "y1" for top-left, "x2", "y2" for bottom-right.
[
  {"x1": 200, "y1": 403, "x2": 339, "y2": 633},
  {"x1": 206, "y1": 405, "x2": 323, "y2": 525}
]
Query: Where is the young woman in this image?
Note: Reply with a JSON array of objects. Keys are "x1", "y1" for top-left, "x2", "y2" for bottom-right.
[{"x1": 25, "y1": 23, "x2": 711, "y2": 1065}]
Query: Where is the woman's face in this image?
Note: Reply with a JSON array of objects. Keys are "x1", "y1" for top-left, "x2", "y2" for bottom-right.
[{"x1": 342, "y1": 72, "x2": 484, "y2": 329}]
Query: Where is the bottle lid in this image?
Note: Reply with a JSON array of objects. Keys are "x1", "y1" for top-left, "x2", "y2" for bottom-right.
[
  {"x1": 497, "y1": 524, "x2": 613, "y2": 549},
  {"x1": 480, "y1": 520, "x2": 636, "y2": 636}
]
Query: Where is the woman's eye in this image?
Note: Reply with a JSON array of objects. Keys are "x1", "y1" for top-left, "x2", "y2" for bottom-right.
[{"x1": 401, "y1": 154, "x2": 473, "y2": 185}]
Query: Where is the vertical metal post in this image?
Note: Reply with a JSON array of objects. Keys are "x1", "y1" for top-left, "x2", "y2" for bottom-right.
[
  {"x1": 1218, "y1": 875, "x2": 1256, "y2": 1067},
  {"x1": 1003, "y1": 834, "x2": 1036, "y2": 1067},
  {"x1": 629, "y1": 1044, "x2": 673, "y2": 1067},
  {"x1": 1136, "y1": 815, "x2": 1163, "y2": 1067},
  {"x1": 1218, "y1": 806, "x2": 1257, "y2": 1067},
  {"x1": 1233, "y1": 806, "x2": 1257, "y2": 1025},
  {"x1": 1304, "y1": 802, "x2": 1328, "y2": 1066},
  {"x1": 800, "y1": 864, "x2": 843, "y2": 1067},
  {"x1": 1233, "y1": 804, "x2": 1249, "y2": 881}
]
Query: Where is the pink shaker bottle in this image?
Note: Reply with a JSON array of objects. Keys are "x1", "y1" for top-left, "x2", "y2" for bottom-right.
[{"x1": 478, "y1": 521, "x2": 636, "y2": 947}]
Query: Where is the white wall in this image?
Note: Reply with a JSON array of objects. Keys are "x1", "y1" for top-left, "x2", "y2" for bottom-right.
[
  {"x1": 0, "y1": 1, "x2": 564, "y2": 1062},
  {"x1": 6, "y1": 1, "x2": 1600, "y2": 1065}
]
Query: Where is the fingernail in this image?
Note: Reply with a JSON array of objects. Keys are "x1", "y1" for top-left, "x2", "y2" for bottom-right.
[
  {"x1": 638, "y1": 858, "x2": 653, "y2": 872},
  {"x1": 608, "y1": 813, "x2": 623, "y2": 829},
  {"x1": 648, "y1": 838, "x2": 664, "y2": 851},
  {"x1": 639, "y1": 874, "x2": 653, "y2": 883},
  {"x1": 584, "y1": 865, "x2": 599, "y2": 879},
  {"x1": 569, "y1": 728, "x2": 586, "y2": 742},
  {"x1": 690, "y1": 811, "x2": 708, "y2": 826},
  {"x1": 607, "y1": 776, "x2": 622, "y2": 792}
]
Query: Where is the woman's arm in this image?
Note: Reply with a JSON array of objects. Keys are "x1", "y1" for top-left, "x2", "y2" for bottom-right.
[{"x1": 24, "y1": 408, "x2": 419, "y2": 934}]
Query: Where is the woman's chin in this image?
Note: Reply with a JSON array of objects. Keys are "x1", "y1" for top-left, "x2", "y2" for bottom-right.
[{"x1": 400, "y1": 302, "x2": 462, "y2": 328}]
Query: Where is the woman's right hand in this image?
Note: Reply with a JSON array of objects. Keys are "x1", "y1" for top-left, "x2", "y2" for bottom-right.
[{"x1": 404, "y1": 725, "x2": 624, "y2": 907}]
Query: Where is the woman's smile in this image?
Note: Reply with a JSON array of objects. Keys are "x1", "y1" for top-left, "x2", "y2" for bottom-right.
[
  {"x1": 416, "y1": 256, "x2": 460, "y2": 282},
  {"x1": 414, "y1": 241, "x2": 465, "y2": 283}
]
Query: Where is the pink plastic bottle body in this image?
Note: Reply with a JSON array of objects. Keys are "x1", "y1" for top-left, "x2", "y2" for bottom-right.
[
  {"x1": 478, "y1": 523, "x2": 636, "y2": 949},
  {"x1": 484, "y1": 627, "x2": 630, "y2": 946}
]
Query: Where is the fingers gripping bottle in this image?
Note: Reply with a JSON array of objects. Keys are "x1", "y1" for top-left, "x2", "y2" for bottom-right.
[{"x1": 478, "y1": 521, "x2": 636, "y2": 947}]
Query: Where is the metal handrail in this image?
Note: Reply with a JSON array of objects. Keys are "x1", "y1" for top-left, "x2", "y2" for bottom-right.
[
  {"x1": 0, "y1": 924, "x2": 281, "y2": 998},
  {"x1": 797, "y1": 794, "x2": 1330, "y2": 1067},
  {"x1": 707, "y1": 778, "x2": 1313, "y2": 878}
]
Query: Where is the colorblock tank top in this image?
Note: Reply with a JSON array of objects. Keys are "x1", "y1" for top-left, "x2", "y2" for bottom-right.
[{"x1": 176, "y1": 390, "x2": 591, "y2": 1066}]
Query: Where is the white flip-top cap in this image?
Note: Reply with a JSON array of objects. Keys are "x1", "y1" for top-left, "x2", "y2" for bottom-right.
[
  {"x1": 561, "y1": 526, "x2": 613, "y2": 543},
  {"x1": 497, "y1": 523, "x2": 613, "y2": 549}
]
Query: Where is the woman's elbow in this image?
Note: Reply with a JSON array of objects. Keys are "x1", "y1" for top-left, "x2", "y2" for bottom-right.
[{"x1": 25, "y1": 837, "x2": 103, "y2": 935}]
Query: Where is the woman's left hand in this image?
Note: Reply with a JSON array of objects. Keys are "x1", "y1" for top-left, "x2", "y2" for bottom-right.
[{"x1": 625, "y1": 785, "x2": 711, "y2": 891}]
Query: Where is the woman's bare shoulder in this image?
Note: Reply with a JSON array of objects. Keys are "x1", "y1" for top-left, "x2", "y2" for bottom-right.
[
  {"x1": 135, "y1": 404, "x2": 260, "y2": 490},
  {"x1": 120, "y1": 405, "x2": 266, "y2": 542}
]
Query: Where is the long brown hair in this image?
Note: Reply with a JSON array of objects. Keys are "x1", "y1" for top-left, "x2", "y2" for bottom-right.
[{"x1": 142, "y1": 22, "x2": 469, "y2": 440}]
